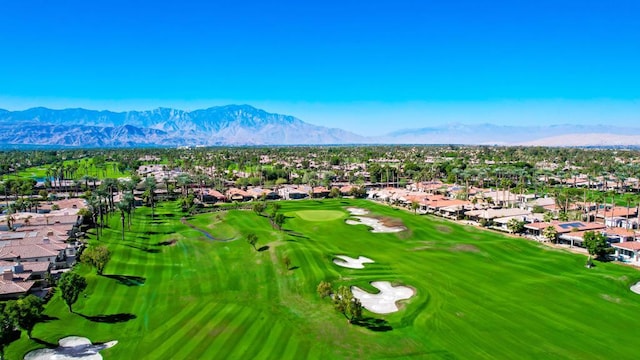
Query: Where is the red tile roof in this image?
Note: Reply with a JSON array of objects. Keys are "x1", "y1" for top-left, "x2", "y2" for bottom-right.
[
  {"x1": 0, "y1": 278, "x2": 35, "y2": 296},
  {"x1": 612, "y1": 242, "x2": 640, "y2": 251}
]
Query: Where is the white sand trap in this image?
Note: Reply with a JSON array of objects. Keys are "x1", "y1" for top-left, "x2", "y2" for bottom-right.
[
  {"x1": 631, "y1": 282, "x2": 640, "y2": 295},
  {"x1": 351, "y1": 281, "x2": 415, "y2": 314},
  {"x1": 333, "y1": 255, "x2": 374, "y2": 269},
  {"x1": 347, "y1": 207, "x2": 370, "y2": 215},
  {"x1": 25, "y1": 336, "x2": 118, "y2": 360},
  {"x1": 346, "y1": 216, "x2": 405, "y2": 233}
]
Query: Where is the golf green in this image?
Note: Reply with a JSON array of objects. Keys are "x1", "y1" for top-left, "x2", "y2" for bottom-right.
[
  {"x1": 295, "y1": 209, "x2": 345, "y2": 221},
  {"x1": 6, "y1": 199, "x2": 640, "y2": 359}
]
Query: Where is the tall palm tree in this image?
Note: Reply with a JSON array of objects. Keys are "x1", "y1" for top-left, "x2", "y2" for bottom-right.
[
  {"x1": 123, "y1": 192, "x2": 135, "y2": 229},
  {"x1": 93, "y1": 188, "x2": 108, "y2": 237},
  {"x1": 88, "y1": 196, "x2": 101, "y2": 240},
  {"x1": 117, "y1": 200, "x2": 131, "y2": 241},
  {"x1": 143, "y1": 177, "x2": 157, "y2": 219}
]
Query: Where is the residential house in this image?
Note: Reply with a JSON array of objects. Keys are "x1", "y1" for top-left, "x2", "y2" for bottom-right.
[
  {"x1": 278, "y1": 185, "x2": 310, "y2": 200},
  {"x1": 0, "y1": 260, "x2": 50, "y2": 299},
  {"x1": 465, "y1": 208, "x2": 532, "y2": 223},
  {"x1": 611, "y1": 242, "x2": 640, "y2": 266},
  {"x1": 247, "y1": 187, "x2": 280, "y2": 200},
  {"x1": 226, "y1": 188, "x2": 253, "y2": 202},
  {"x1": 525, "y1": 221, "x2": 606, "y2": 242},
  {"x1": 195, "y1": 188, "x2": 226, "y2": 203},
  {"x1": 312, "y1": 186, "x2": 331, "y2": 198}
]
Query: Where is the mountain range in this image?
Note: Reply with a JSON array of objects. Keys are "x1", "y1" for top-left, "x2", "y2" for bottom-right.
[{"x1": 0, "y1": 105, "x2": 639, "y2": 147}]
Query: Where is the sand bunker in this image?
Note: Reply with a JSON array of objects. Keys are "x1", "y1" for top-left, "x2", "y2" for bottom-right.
[
  {"x1": 351, "y1": 281, "x2": 415, "y2": 314},
  {"x1": 345, "y1": 207, "x2": 405, "y2": 233},
  {"x1": 346, "y1": 217, "x2": 405, "y2": 233},
  {"x1": 25, "y1": 336, "x2": 117, "y2": 360},
  {"x1": 631, "y1": 282, "x2": 640, "y2": 295},
  {"x1": 333, "y1": 255, "x2": 374, "y2": 269},
  {"x1": 347, "y1": 207, "x2": 370, "y2": 215}
]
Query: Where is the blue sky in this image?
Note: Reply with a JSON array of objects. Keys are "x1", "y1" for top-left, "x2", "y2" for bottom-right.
[{"x1": 1, "y1": 0, "x2": 638, "y2": 135}]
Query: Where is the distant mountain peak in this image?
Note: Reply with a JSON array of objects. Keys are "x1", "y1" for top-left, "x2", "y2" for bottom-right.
[{"x1": 0, "y1": 105, "x2": 364, "y2": 148}]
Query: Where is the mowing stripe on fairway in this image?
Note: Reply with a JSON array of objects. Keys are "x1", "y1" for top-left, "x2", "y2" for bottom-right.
[
  {"x1": 8, "y1": 199, "x2": 640, "y2": 360},
  {"x1": 179, "y1": 303, "x2": 245, "y2": 359},
  {"x1": 148, "y1": 302, "x2": 228, "y2": 359}
]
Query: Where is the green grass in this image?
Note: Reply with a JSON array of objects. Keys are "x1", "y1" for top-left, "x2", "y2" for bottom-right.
[
  {"x1": 6, "y1": 199, "x2": 640, "y2": 359},
  {"x1": 294, "y1": 210, "x2": 345, "y2": 222},
  {"x1": 4, "y1": 159, "x2": 130, "y2": 181}
]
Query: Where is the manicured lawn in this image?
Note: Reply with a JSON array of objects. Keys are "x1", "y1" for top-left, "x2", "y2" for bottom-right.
[
  {"x1": 295, "y1": 209, "x2": 345, "y2": 222},
  {"x1": 4, "y1": 159, "x2": 130, "y2": 181},
  {"x1": 6, "y1": 199, "x2": 640, "y2": 359}
]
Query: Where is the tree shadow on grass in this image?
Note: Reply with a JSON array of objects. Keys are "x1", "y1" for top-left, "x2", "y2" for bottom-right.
[
  {"x1": 78, "y1": 313, "x2": 137, "y2": 324},
  {"x1": 285, "y1": 230, "x2": 309, "y2": 239},
  {"x1": 40, "y1": 314, "x2": 59, "y2": 323},
  {"x1": 125, "y1": 244, "x2": 161, "y2": 253},
  {"x1": 103, "y1": 274, "x2": 146, "y2": 286},
  {"x1": 257, "y1": 245, "x2": 269, "y2": 252},
  {"x1": 144, "y1": 230, "x2": 172, "y2": 235},
  {"x1": 32, "y1": 337, "x2": 57, "y2": 348},
  {"x1": 352, "y1": 317, "x2": 393, "y2": 332},
  {"x1": 288, "y1": 266, "x2": 300, "y2": 271},
  {"x1": 156, "y1": 239, "x2": 177, "y2": 246}
]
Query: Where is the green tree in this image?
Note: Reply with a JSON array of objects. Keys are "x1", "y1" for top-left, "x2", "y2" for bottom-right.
[
  {"x1": 143, "y1": 176, "x2": 157, "y2": 219},
  {"x1": 316, "y1": 281, "x2": 333, "y2": 298},
  {"x1": 58, "y1": 272, "x2": 87, "y2": 312},
  {"x1": 348, "y1": 186, "x2": 367, "y2": 198},
  {"x1": 329, "y1": 187, "x2": 341, "y2": 198},
  {"x1": 332, "y1": 286, "x2": 363, "y2": 323},
  {"x1": 273, "y1": 213, "x2": 285, "y2": 230},
  {"x1": 507, "y1": 218, "x2": 525, "y2": 234},
  {"x1": 0, "y1": 302, "x2": 17, "y2": 360},
  {"x1": 117, "y1": 201, "x2": 130, "y2": 241},
  {"x1": 543, "y1": 225, "x2": 558, "y2": 243},
  {"x1": 583, "y1": 231, "x2": 612, "y2": 260},
  {"x1": 270, "y1": 202, "x2": 281, "y2": 218},
  {"x1": 252, "y1": 202, "x2": 266, "y2": 216},
  {"x1": 283, "y1": 256, "x2": 291, "y2": 270},
  {"x1": 4, "y1": 295, "x2": 43, "y2": 338},
  {"x1": 247, "y1": 233, "x2": 258, "y2": 251},
  {"x1": 179, "y1": 194, "x2": 195, "y2": 213},
  {"x1": 410, "y1": 201, "x2": 420, "y2": 214},
  {"x1": 82, "y1": 245, "x2": 111, "y2": 275}
]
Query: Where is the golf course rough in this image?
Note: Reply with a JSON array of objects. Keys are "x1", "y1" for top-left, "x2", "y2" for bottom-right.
[{"x1": 7, "y1": 199, "x2": 640, "y2": 360}]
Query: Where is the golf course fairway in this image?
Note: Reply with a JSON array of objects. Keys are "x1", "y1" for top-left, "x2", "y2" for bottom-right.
[{"x1": 6, "y1": 199, "x2": 640, "y2": 359}]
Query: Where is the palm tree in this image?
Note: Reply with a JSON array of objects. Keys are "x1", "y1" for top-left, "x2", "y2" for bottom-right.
[
  {"x1": 117, "y1": 200, "x2": 130, "y2": 241},
  {"x1": 93, "y1": 188, "x2": 107, "y2": 238},
  {"x1": 5, "y1": 209, "x2": 15, "y2": 230},
  {"x1": 176, "y1": 174, "x2": 192, "y2": 197},
  {"x1": 143, "y1": 177, "x2": 157, "y2": 219},
  {"x1": 101, "y1": 178, "x2": 119, "y2": 214}
]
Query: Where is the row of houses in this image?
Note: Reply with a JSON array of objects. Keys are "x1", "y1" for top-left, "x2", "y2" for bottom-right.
[
  {"x1": 0, "y1": 199, "x2": 84, "y2": 299},
  {"x1": 369, "y1": 182, "x2": 640, "y2": 266},
  {"x1": 193, "y1": 185, "x2": 358, "y2": 203}
]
